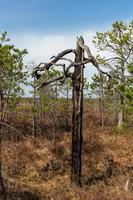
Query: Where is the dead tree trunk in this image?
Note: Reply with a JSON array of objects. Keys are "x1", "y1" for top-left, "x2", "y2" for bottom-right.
[
  {"x1": 52, "y1": 81, "x2": 57, "y2": 148},
  {"x1": 66, "y1": 81, "x2": 69, "y2": 130},
  {"x1": 118, "y1": 92, "x2": 124, "y2": 131},
  {"x1": 117, "y1": 67, "x2": 125, "y2": 131},
  {"x1": 32, "y1": 36, "x2": 107, "y2": 186},
  {"x1": 0, "y1": 127, "x2": 7, "y2": 200},
  {"x1": 99, "y1": 76, "x2": 104, "y2": 129},
  {"x1": 32, "y1": 76, "x2": 36, "y2": 138},
  {"x1": 71, "y1": 39, "x2": 84, "y2": 185}
]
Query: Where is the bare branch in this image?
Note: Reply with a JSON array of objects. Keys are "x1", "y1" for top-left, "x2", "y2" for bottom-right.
[
  {"x1": 65, "y1": 57, "x2": 94, "y2": 73},
  {"x1": 33, "y1": 36, "x2": 113, "y2": 88},
  {"x1": 46, "y1": 49, "x2": 75, "y2": 69},
  {"x1": 60, "y1": 57, "x2": 74, "y2": 64},
  {"x1": 77, "y1": 36, "x2": 112, "y2": 79},
  {"x1": 51, "y1": 62, "x2": 64, "y2": 67},
  {"x1": 32, "y1": 49, "x2": 75, "y2": 79},
  {"x1": 39, "y1": 75, "x2": 64, "y2": 88},
  {"x1": 104, "y1": 57, "x2": 123, "y2": 62}
]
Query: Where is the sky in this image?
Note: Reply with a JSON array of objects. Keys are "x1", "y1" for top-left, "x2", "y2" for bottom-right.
[
  {"x1": 0, "y1": 0, "x2": 133, "y2": 95},
  {"x1": 0, "y1": 0, "x2": 133, "y2": 33}
]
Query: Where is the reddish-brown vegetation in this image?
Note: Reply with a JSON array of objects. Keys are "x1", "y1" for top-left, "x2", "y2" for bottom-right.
[{"x1": 1, "y1": 99, "x2": 133, "y2": 199}]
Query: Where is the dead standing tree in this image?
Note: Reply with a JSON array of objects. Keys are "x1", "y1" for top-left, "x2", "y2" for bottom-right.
[{"x1": 32, "y1": 36, "x2": 108, "y2": 185}]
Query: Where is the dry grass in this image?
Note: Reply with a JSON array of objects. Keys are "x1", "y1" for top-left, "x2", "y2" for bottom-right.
[{"x1": 1, "y1": 129, "x2": 133, "y2": 199}]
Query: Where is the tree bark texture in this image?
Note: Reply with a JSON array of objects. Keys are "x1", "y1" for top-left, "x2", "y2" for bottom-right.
[
  {"x1": 0, "y1": 126, "x2": 7, "y2": 200},
  {"x1": 71, "y1": 38, "x2": 84, "y2": 185}
]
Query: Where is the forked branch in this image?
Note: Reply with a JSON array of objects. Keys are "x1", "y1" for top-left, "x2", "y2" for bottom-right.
[{"x1": 32, "y1": 36, "x2": 111, "y2": 87}]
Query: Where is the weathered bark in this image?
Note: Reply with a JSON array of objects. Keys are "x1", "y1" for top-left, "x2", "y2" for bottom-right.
[
  {"x1": 118, "y1": 93, "x2": 124, "y2": 131},
  {"x1": 0, "y1": 126, "x2": 7, "y2": 200},
  {"x1": 32, "y1": 77, "x2": 36, "y2": 138},
  {"x1": 71, "y1": 38, "x2": 84, "y2": 185},
  {"x1": 117, "y1": 66, "x2": 125, "y2": 131},
  {"x1": 52, "y1": 82, "x2": 57, "y2": 147},
  {"x1": 99, "y1": 78, "x2": 104, "y2": 129},
  {"x1": 32, "y1": 36, "x2": 106, "y2": 186},
  {"x1": 0, "y1": 94, "x2": 7, "y2": 197},
  {"x1": 0, "y1": 91, "x2": 5, "y2": 123},
  {"x1": 66, "y1": 82, "x2": 69, "y2": 130}
]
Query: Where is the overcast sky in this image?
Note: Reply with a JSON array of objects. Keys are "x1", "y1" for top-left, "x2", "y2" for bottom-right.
[{"x1": 0, "y1": 0, "x2": 132, "y2": 95}]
